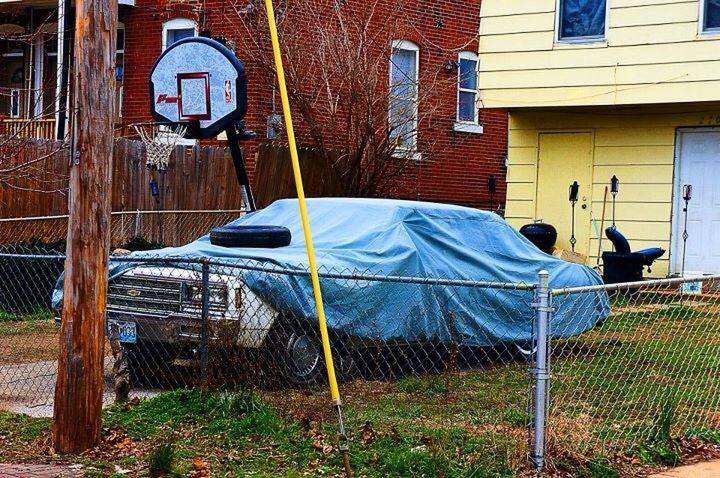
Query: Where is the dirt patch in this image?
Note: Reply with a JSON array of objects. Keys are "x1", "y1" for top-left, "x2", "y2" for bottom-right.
[{"x1": 0, "y1": 321, "x2": 58, "y2": 365}]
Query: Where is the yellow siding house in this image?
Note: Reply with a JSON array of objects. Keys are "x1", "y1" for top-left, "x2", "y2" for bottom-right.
[{"x1": 479, "y1": 0, "x2": 720, "y2": 277}]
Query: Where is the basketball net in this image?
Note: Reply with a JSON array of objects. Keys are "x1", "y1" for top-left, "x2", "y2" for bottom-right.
[{"x1": 133, "y1": 123, "x2": 188, "y2": 172}]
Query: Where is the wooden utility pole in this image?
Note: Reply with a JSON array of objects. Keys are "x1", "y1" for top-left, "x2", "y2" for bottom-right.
[{"x1": 52, "y1": 0, "x2": 117, "y2": 454}]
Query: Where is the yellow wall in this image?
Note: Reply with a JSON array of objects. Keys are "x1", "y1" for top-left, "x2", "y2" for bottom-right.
[
  {"x1": 505, "y1": 105, "x2": 720, "y2": 277},
  {"x1": 478, "y1": 0, "x2": 720, "y2": 108}
]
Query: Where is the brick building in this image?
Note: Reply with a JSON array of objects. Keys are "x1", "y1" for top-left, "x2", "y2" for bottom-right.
[{"x1": 1, "y1": 0, "x2": 508, "y2": 209}]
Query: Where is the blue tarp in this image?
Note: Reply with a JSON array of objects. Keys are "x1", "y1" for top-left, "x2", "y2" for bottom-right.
[{"x1": 55, "y1": 198, "x2": 610, "y2": 346}]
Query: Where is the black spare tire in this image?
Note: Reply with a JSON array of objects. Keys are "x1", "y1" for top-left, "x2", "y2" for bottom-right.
[{"x1": 209, "y1": 225, "x2": 291, "y2": 248}]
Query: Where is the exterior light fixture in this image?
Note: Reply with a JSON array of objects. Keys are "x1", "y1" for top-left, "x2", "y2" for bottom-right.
[
  {"x1": 610, "y1": 175, "x2": 619, "y2": 195},
  {"x1": 569, "y1": 181, "x2": 580, "y2": 252},
  {"x1": 487, "y1": 175, "x2": 496, "y2": 211},
  {"x1": 443, "y1": 60, "x2": 459, "y2": 71},
  {"x1": 681, "y1": 184, "x2": 693, "y2": 277}
]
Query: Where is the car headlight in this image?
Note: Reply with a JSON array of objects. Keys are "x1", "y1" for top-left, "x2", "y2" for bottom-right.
[{"x1": 185, "y1": 283, "x2": 228, "y2": 308}]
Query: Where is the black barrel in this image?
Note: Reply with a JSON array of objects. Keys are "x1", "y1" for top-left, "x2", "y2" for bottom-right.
[{"x1": 519, "y1": 223, "x2": 557, "y2": 254}]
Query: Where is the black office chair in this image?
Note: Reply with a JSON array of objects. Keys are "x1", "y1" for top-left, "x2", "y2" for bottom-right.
[{"x1": 602, "y1": 227, "x2": 665, "y2": 283}]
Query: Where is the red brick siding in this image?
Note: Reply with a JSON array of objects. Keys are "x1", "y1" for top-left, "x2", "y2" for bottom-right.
[{"x1": 120, "y1": 0, "x2": 507, "y2": 209}]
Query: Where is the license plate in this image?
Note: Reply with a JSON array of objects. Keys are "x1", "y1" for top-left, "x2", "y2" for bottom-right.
[{"x1": 107, "y1": 318, "x2": 137, "y2": 344}]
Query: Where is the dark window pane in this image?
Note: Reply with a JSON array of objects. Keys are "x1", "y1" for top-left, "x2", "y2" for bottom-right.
[
  {"x1": 705, "y1": 0, "x2": 720, "y2": 30},
  {"x1": 459, "y1": 58, "x2": 477, "y2": 90},
  {"x1": 167, "y1": 28, "x2": 194, "y2": 47},
  {"x1": 116, "y1": 28, "x2": 125, "y2": 51},
  {"x1": 560, "y1": 0, "x2": 606, "y2": 39},
  {"x1": 458, "y1": 91, "x2": 475, "y2": 122}
]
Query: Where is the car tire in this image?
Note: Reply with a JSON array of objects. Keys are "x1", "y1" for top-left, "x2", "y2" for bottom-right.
[
  {"x1": 209, "y1": 225, "x2": 291, "y2": 248},
  {"x1": 267, "y1": 319, "x2": 353, "y2": 386}
]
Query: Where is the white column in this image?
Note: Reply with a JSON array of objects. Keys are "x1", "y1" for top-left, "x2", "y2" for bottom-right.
[
  {"x1": 32, "y1": 34, "x2": 44, "y2": 118},
  {"x1": 54, "y1": 0, "x2": 65, "y2": 138}
]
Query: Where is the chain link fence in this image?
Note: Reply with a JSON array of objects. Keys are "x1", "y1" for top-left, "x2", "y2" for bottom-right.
[
  {"x1": 0, "y1": 210, "x2": 244, "y2": 253},
  {"x1": 1, "y1": 244, "x2": 720, "y2": 475},
  {"x1": 542, "y1": 276, "x2": 720, "y2": 475},
  {"x1": 0, "y1": 253, "x2": 537, "y2": 475}
]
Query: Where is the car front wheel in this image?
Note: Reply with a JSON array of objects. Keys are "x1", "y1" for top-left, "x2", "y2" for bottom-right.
[{"x1": 268, "y1": 319, "x2": 353, "y2": 386}]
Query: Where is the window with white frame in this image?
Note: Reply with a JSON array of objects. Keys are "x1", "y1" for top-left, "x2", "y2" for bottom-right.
[
  {"x1": 456, "y1": 51, "x2": 478, "y2": 125},
  {"x1": 557, "y1": 0, "x2": 607, "y2": 41},
  {"x1": 702, "y1": 0, "x2": 720, "y2": 32},
  {"x1": 162, "y1": 18, "x2": 197, "y2": 51},
  {"x1": 160, "y1": 18, "x2": 198, "y2": 144},
  {"x1": 115, "y1": 22, "x2": 125, "y2": 120},
  {"x1": 389, "y1": 39, "x2": 419, "y2": 153}
]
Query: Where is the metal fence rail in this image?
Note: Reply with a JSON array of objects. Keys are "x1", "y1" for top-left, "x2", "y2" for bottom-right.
[{"x1": 0, "y1": 210, "x2": 244, "y2": 250}]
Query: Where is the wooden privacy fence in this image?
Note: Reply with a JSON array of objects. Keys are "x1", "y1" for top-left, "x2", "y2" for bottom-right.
[
  {"x1": 0, "y1": 137, "x2": 245, "y2": 219},
  {"x1": 2, "y1": 138, "x2": 347, "y2": 218},
  {"x1": 0, "y1": 210, "x2": 244, "y2": 248},
  {"x1": 254, "y1": 143, "x2": 345, "y2": 208}
]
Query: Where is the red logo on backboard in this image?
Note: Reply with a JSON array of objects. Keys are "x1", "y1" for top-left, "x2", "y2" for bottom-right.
[
  {"x1": 156, "y1": 94, "x2": 179, "y2": 104},
  {"x1": 224, "y1": 80, "x2": 232, "y2": 103}
]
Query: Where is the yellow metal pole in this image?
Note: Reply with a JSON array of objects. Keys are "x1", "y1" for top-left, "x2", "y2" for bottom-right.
[{"x1": 263, "y1": 1, "x2": 351, "y2": 475}]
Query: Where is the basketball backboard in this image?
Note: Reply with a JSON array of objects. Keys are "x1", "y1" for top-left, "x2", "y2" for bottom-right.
[{"x1": 149, "y1": 37, "x2": 247, "y2": 139}]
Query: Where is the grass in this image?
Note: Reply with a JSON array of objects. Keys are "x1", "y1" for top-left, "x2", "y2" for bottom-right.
[
  {"x1": 548, "y1": 290, "x2": 720, "y2": 469},
  {"x1": 0, "y1": 308, "x2": 53, "y2": 324}
]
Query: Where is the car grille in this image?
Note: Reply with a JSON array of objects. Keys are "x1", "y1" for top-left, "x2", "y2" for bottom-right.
[{"x1": 108, "y1": 275, "x2": 184, "y2": 315}]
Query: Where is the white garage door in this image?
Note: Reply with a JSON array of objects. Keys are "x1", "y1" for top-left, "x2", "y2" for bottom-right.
[{"x1": 672, "y1": 129, "x2": 720, "y2": 275}]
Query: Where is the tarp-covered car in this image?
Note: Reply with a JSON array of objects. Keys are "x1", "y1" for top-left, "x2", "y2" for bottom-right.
[{"x1": 54, "y1": 199, "x2": 609, "y2": 383}]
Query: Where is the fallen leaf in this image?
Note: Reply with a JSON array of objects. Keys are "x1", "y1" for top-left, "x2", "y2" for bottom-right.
[{"x1": 192, "y1": 456, "x2": 208, "y2": 471}]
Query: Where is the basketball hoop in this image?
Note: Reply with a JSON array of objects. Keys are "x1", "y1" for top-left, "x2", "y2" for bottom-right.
[{"x1": 132, "y1": 122, "x2": 188, "y2": 172}]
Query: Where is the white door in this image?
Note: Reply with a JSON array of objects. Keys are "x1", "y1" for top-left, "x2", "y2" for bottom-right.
[{"x1": 672, "y1": 129, "x2": 720, "y2": 274}]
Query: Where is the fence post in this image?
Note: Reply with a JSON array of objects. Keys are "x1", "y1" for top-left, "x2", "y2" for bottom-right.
[
  {"x1": 200, "y1": 259, "x2": 210, "y2": 385},
  {"x1": 532, "y1": 269, "x2": 551, "y2": 473}
]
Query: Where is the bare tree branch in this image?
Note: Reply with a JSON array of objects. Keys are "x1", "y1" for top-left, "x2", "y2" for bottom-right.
[{"x1": 232, "y1": 0, "x2": 469, "y2": 197}]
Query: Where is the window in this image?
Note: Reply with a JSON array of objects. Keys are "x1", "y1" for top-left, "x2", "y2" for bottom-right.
[
  {"x1": 389, "y1": 40, "x2": 419, "y2": 153},
  {"x1": 162, "y1": 18, "x2": 197, "y2": 51},
  {"x1": 116, "y1": 23, "x2": 125, "y2": 81},
  {"x1": 702, "y1": 0, "x2": 720, "y2": 33},
  {"x1": 9, "y1": 89, "x2": 20, "y2": 118},
  {"x1": 557, "y1": 0, "x2": 607, "y2": 41},
  {"x1": 115, "y1": 23, "x2": 125, "y2": 120},
  {"x1": 454, "y1": 51, "x2": 482, "y2": 134}
]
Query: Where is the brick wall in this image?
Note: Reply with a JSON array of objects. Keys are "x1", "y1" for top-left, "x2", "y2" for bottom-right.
[{"x1": 120, "y1": 0, "x2": 507, "y2": 210}]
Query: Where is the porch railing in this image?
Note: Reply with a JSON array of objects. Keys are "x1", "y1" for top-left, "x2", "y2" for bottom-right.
[{"x1": 0, "y1": 117, "x2": 56, "y2": 140}]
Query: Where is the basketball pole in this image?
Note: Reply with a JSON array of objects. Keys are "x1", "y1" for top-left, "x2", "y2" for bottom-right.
[{"x1": 263, "y1": 1, "x2": 352, "y2": 476}]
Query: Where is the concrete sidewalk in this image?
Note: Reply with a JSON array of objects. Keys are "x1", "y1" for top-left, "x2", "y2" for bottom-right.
[
  {"x1": 0, "y1": 464, "x2": 76, "y2": 477},
  {"x1": 649, "y1": 459, "x2": 720, "y2": 477}
]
